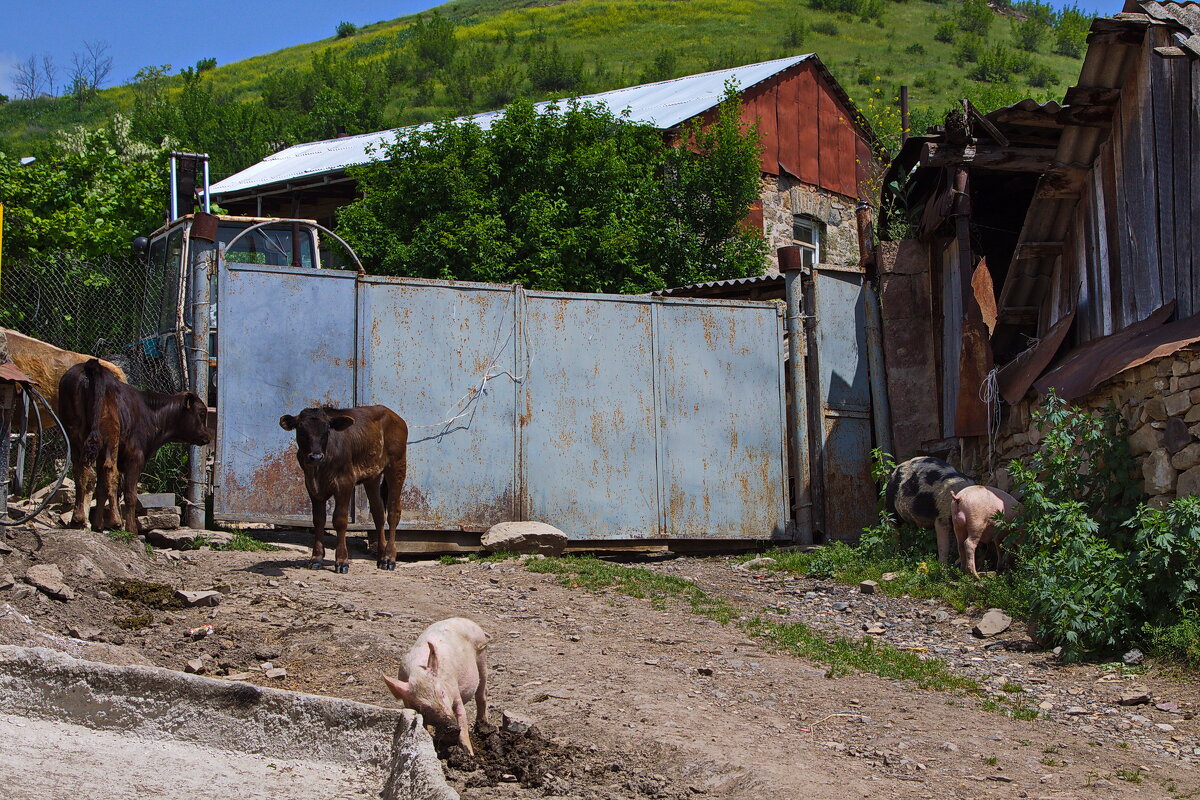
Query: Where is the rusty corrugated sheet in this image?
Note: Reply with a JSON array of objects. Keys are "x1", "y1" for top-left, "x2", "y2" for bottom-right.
[
  {"x1": 0, "y1": 363, "x2": 34, "y2": 385},
  {"x1": 996, "y1": 308, "x2": 1075, "y2": 404},
  {"x1": 1033, "y1": 302, "x2": 1200, "y2": 400}
]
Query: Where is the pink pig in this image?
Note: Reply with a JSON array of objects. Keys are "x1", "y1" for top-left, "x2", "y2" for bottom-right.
[
  {"x1": 383, "y1": 617, "x2": 490, "y2": 755},
  {"x1": 951, "y1": 485, "x2": 1021, "y2": 578}
]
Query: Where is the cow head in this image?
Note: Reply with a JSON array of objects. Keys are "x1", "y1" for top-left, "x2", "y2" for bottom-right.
[
  {"x1": 279, "y1": 407, "x2": 354, "y2": 463},
  {"x1": 176, "y1": 392, "x2": 211, "y2": 446}
]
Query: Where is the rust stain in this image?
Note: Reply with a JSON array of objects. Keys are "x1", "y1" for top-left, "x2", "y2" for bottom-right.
[{"x1": 225, "y1": 446, "x2": 307, "y2": 517}]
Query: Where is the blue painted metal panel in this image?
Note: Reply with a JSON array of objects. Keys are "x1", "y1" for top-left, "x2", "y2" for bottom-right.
[
  {"x1": 656, "y1": 299, "x2": 789, "y2": 539},
  {"x1": 521, "y1": 293, "x2": 661, "y2": 539},
  {"x1": 214, "y1": 262, "x2": 357, "y2": 522},
  {"x1": 810, "y1": 268, "x2": 876, "y2": 542},
  {"x1": 356, "y1": 277, "x2": 519, "y2": 530}
]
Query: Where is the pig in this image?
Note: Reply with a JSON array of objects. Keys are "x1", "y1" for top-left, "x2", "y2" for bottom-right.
[
  {"x1": 951, "y1": 484, "x2": 1021, "y2": 578},
  {"x1": 885, "y1": 456, "x2": 974, "y2": 565},
  {"x1": 382, "y1": 617, "x2": 490, "y2": 755}
]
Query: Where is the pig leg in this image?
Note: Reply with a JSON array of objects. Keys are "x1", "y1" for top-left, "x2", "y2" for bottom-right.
[
  {"x1": 363, "y1": 474, "x2": 385, "y2": 568},
  {"x1": 332, "y1": 487, "x2": 352, "y2": 574},
  {"x1": 961, "y1": 535, "x2": 980, "y2": 578},
  {"x1": 935, "y1": 518, "x2": 954, "y2": 564},
  {"x1": 454, "y1": 699, "x2": 474, "y2": 756},
  {"x1": 306, "y1": 481, "x2": 327, "y2": 569},
  {"x1": 475, "y1": 651, "x2": 489, "y2": 726}
]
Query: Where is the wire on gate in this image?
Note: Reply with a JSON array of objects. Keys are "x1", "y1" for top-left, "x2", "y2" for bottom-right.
[
  {"x1": 978, "y1": 366, "x2": 1001, "y2": 475},
  {"x1": 3, "y1": 384, "x2": 71, "y2": 527}
]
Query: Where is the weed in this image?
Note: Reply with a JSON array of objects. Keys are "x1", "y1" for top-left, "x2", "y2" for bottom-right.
[
  {"x1": 206, "y1": 531, "x2": 280, "y2": 552},
  {"x1": 1116, "y1": 767, "x2": 1144, "y2": 784},
  {"x1": 1117, "y1": 741, "x2": 1130, "y2": 749},
  {"x1": 1018, "y1": 739, "x2": 1032, "y2": 746},
  {"x1": 1002, "y1": 681, "x2": 1024, "y2": 693},
  {"x1": 108, "y1": 579, "x2": 183, "y2": 609},
  {"x1": 982, "y1": 756, "x2": 998, "y2": 766},
  {"x1": 105, "y1": 529, "x2": 137, "y2": 544},
  {"x1": 1041, "y1": 756, "x2": 1065, "y2": 767}
]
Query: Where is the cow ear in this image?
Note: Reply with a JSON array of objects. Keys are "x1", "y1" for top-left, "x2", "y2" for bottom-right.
[
  {"x1": 426, "y1": 642, "x2": 440, "y2": 676},
  {"x1": 330, "y1": 415, "x2": 355, "y2": 432},
  {"x1": 279, "y1": 415, "x2": 297, "y2": 431},
  {"x1": 188, "y1": 393, "x2": 206, "y2": 412}
]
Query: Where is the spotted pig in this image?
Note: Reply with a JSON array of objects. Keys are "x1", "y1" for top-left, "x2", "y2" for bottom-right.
[{"x1": 884, "y1": 456, "x2": 974, "y2": 565}]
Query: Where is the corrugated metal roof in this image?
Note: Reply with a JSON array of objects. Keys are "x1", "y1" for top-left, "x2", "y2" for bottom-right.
[
  {"x1": 651, "y1": 273, "x2": 784, "y2": 297},
  {"x1": 211, "y1": 55, "x2": 815, "y2": 198}
]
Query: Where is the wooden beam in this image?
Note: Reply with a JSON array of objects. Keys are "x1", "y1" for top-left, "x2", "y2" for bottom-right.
[
  {"x1": 997, "y1": 306, "x2": 1040, "y2": 325},
  {"x1": 1056, "y1": 105, "x2": 1117, "y2": 127},
  {"x1": 1014, "y1": 241, "x2": 1065, "y2": 260},
  {"x1": 988, "y1": 108, "x2": 1066, "y2": 129},
  {"x1": 1063, "y1": 86, "x2": 1122, "y2": 107},
  {"x1": 919, "y1": 142, "x2": 1057, "y2": 172},
  {"x1": 1034, "y1": 165, "x2": 1090, "y2": 199}
]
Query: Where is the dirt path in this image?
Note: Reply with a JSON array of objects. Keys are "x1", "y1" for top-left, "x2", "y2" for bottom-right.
[{"x1": 2, "y1": 526, "x2": 1198, "y2": 799}]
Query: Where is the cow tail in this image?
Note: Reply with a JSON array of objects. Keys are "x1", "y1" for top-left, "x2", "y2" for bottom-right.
[{"x1": 82, "y1": 359, "x2": 108, "y2": 465}]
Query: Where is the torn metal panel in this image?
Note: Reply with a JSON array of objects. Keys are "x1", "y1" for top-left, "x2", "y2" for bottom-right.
[
  {"x1": 1033, "y1": 301, "x2": 1189, "y2": 400},
  {"x1": 972, "y1": 258, "x2": 999, "y2": 335},
  {"x1": 996, "y1": 308, "x2": 1076, "y2": 404}
]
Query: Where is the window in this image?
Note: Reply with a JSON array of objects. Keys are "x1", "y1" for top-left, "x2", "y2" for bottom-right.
[{"x1": 793, "y1": 215, "x2": 821, "y2": 269}]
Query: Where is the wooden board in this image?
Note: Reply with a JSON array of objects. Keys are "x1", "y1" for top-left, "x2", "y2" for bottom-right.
[
  {"x1": 1151, "y1": 28, "x2": 1176, "y2": 314},
  {"x1": 1171, "y1": 52, "x2": 1192, "y2": 318},
  {"x1": 1193, "y1": 58, "x2": 1200, "y2": 318}
]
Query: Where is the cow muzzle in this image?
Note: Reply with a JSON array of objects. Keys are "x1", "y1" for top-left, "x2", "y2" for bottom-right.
[{"x1": 307, "y1": 453, "x2": 325, "y2": 463}]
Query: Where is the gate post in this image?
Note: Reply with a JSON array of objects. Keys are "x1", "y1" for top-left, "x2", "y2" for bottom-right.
[
  {"x1": 779, "y1": 246, "x2": 813, "y2": 545},
  {"x1": 185, "y1": 213, "x2": 217, "y2": 529}
]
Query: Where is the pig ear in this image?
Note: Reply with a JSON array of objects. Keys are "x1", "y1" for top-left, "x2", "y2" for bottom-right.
[
  {"x1": 279, "y1": 415, "x2": 297, "y2": 431},
  {"x1": 330, "y1": 415, "x2": 355, "y2": 431},
  {"x1": 426, "y1": 642, "x2": 440, "y2": 676},
  {"x1": 382, "y1": 674, "x2": 414, "y2": 704}
]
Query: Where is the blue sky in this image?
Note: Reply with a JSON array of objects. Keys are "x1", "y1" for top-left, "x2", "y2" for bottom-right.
[{"x1": 1, "y1": 0, "x2": 1124, "y2": 98}]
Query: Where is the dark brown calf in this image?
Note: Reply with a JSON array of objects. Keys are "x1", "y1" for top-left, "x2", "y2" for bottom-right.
[
  {"x1": 59, "y1": 359, "x2": 210, "y2": 533},
  {"x1": 279, "y1": 405, "x2": 408, "y2": 573}
]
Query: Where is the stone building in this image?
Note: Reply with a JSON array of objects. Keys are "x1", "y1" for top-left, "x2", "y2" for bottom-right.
[
  {"x1": 211, "y1": 54, "x2": 879, "y2": 275},
  {"x1": 874, "y1": 0, "x2": 1200, "y2": 498}
]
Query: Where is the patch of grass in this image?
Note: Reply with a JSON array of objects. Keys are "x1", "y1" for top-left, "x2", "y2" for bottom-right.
[
  {"x1": 1042, "y1": 756, "x2": 1065, "y2": 767},
  {"x1": 105, "y1": 529, "x2": 138, "y2": 544},
  {"x1": 1116, "y1": 767, "x2": 1144, "y2": 784},
  {"x1": 201, "y1": 531, "x2": 280, "y2": 552},
  {"x1": 114, "y1": 611, "x2": 154, "y2": 630},
  {"x1": 982, "y1": 755, "x2": 998, "y2": 766},
  {"x1": 439, "y1": 551, "x2": 518, "y2": 565},
  {"x1": 981, "y1": 695, "x2": 1044, "y2": 720},
  {"x1": 1117, "y1": 741, "x2": 1130, "y2": 749},
  {"x1": 108, "y1": 579, "x2": 183, "y2": 609},
  {"x1": 1002, "y1": 681, "x2": 1024, "y2": 693},
  {"x1": 526, "y1": 555, "x2": 737, "y2": 623}
]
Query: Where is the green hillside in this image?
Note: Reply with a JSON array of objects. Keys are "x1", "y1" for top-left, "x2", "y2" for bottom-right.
[{"x1": 0, "y1": 0, "x2": 1087, "y2": 177}]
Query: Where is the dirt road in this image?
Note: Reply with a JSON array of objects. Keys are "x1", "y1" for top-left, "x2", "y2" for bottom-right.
[{"x1": 2, "y1": 526, "x2": 1197, "y2": 799}]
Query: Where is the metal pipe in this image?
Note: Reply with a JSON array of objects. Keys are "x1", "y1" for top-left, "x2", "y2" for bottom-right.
[
  {"x1": 185, "y1": 232, "x2": 215, "y2": 529},
  {"x1": 855, "y1": 200, "x2": 874, "y2": 266},
  {"x1": 779, "y1": 246, "x2": 813, "y2": 545},
  {"x1": 202, "y1": 157, "x2": 211, "y2": 214},
  {"x1": 863, "y1": 284, "x2": 893, "y2": 456},
  {"x1": 900, "y1": 86, "x2": 910, "y2": 144},
  {"x1": 0, "y1": 383, "x2": 13, "y2": 516},
  {"x1": 168, "y1": 156, "x2": 179, "y2": 221}
]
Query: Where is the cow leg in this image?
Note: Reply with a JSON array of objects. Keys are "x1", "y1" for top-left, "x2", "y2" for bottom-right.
[
  {"x1": 120, "y1": 454, "x2": 145, "y2": 535},
  {"x1": 332, "y1": 488, "x2": 352, "y2": 574},
  {"x1": 70, "y1": 459, "x2": 92, "y2": 529},
  {"x1": 99, "y1": 445, "x2": 122, "y2": 530},
  {"x1": 363, "y1": 475, "x2": 386, "y2": 568},
  {"x1": 308, "y1": 490, "x2": 327, "y2": 569},
  {"x1": 382, "y1": 461, "x2": 405, "y2": 571}
]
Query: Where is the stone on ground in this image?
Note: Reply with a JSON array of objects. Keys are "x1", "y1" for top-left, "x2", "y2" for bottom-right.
[
  {"x1": 501, "y1": 710, "x2": 535, "y2": 735},
  {"x1": 138, "y1": 510, "x2": 182, "y2": 531},
  {"x1": 1118, "y1": 687, "x2": 1151, "y2": 706},
  {"x1": 481, "y1": 521, "x2": 567, "y2": 556},
  {"x1": 146, "y1": 528, "x2": 232, "y2": 550},
  {"x1": 740, "y1": 556, "x2": 777, "y2": 570},
  {"x1": 137, "y1": 493, "x2": 178, "y2": 512},
  {"x1": 859, "y1": 580, "x2": 878, "y2": 594},
  {"x1": 972, "y1": 609, "x2": 1011, "y2": 638},
  {"x1": 24, "y1": 564, "x2": 74, "y2": 601},
  {"x1": 175, "y1": 590, "x2": 223, "y2": 608}
]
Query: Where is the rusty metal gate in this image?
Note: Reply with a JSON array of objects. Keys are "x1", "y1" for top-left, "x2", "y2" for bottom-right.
[{"x1": 213, "y1": 261, "x2": 789, "y2": 541}]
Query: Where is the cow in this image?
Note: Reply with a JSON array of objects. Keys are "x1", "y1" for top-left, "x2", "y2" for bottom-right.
[
  {"x1": 58, "y1": 359, "x2": 210, "y2": 533},
  {"x1": 3, "y1": 328, "x2": 126, "y2": 426},
  {"x1": 885, "y1": 456, "x2": 975, "y2": 566},
  {"x1": 279, "y1": 405, "x2": 408, "y2": 573}
]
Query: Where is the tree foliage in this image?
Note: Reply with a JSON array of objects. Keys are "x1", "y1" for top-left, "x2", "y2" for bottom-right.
[
  {"x1": 0, "y1": 114, "x2": 166, "y2": 261},
  {"x1": 336, "y1": 92, "x2": 766, "y2": 293}
]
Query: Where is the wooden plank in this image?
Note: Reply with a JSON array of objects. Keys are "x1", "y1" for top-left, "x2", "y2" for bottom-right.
[
  {"x1": 941, "y1": 240, "x2": 962, "y2": 439},
  {"x1": 1101, "y1": 134, "x2": 1124, "y2": 328},
  {"x1": 1092, "y1": 163, "x2": 1114, "y2": 336},
  {"x1": 1171, "y1": 55, "x2": 1192, "y2": 318},
  {"x1": 776, "y1": 72, "x2": 801, "y2": 180},
  {"x1": 817, "y1": 86, "x2": 841, "y2": 194},
  {"x1": 1014, "y1": 241, "x2": 1065, "y2": 259},
  {"x1": 1063, "y1": 85, "x2": 1122, "y2": 106},
  {"x1": 1138, "y1": 34, "x2": 1164, "y2": 318},
  {"x1": 1123, "y1": 46, "x2": 1159, "y2": 322},
  {"x1": 1151, "y1": 29, "x2": 1176, "y2": 313},
  {"x1": 796, "y1": 64, "x2": 820, "y2": 186},
  {"x1": 919, "y1": 142, "x2": 1057, "y2": 171}
]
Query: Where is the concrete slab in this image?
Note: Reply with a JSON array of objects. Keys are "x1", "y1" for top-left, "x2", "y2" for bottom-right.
[{"x1": 0, "y1": 645, "x2": 457, "y2": 800}]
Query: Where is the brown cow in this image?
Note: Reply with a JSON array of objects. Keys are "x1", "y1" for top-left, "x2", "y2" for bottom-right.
[
  {"x1": 279, "y1": 405, "x2": 408, "y2": 573},
  {"x1": 59, "y1": 359, "x2": 210, "y2": 533},
  {"x1": 3, "y1": 328, "x2": 126, "y2": 425}
]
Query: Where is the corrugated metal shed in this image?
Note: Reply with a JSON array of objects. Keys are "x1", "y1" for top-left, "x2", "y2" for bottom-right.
[{"x1": 212, "y1": 55, "x2": 815, "y2": 198}]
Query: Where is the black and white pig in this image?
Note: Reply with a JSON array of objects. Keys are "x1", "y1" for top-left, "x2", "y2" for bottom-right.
[{"x1": 884, "y1": 456, "x2": 974, "y2": 565}]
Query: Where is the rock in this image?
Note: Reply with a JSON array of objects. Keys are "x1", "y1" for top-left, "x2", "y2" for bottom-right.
[
  {"x1": 1129, "y1": 424, "x2": 1164, "y2": 456},
  {"x1": 1156, "y1": 702, "x2": 1180, "y2": 714},
  {"x1": 24, "y1": 564, "x2": 75, "y2": 601},
  {"x1": 1171, "y1": 444, "x2": 1200, "y2": 471},
  {"x1": 972, "y1": 609, "x2": 1012, "y2": 638},
  {"x1": 1165, "y1": 417, "x2": 1192, "y2": 453},
  {"x1": 71, "y1": 555, "x2": 107, "y2": 582},
  {"x1": 224, "y1": 672, "x2": 254, "y2": 681},
  {"x1": 740, "y1": 557, "x2": 777, "y2": 570},
  {"x1": 501, "y1": 710, "x2": 536, "y2": 735},
  {"x1": 144, "y1": 528, "x2": 231, "y2": 549},
  {"x1": 939, "y1": 742, "x2": 958, "y2": 752},
  {"x1": 265, "y1": 667, "x2": 288, "y2": 679},
  {"x1": 859, "y1": 580, "x2": 878, "y2": 594},
  {"x1": 1119, "y1": 687, "x2": 1151, "y2": 706},
  {"x1": 1142, "y1": 449, "x2": 1176, "y2": 495},
  {"x1": 138, "y1": 510, "x2": 182, "y2": 531},
  {"x1": 67, "y1": 626, "x2": 102, "y2": 641},
  {"x1": 863, "y1": 625, "x2": 886, "y2": 635},
  {"x1": 1177, "y1": 465, "x2": 1200, "y2": 498},
  {"x1": 935, "y1": 610, "x2": 950, "y2": 623},
  {"x1": 481, "y1": 521, "x2": 567, "y2": 556},
  {"x1": 1155, "y1": 723, "x2": 1176, "y2": 732},
  {"x1": 1146, "y1": 397, "x2": 1169, "y2": 422},
  {"x1": 1122, "y1": 648, "x2": 1145, "y2": 666},
  {"x1": 880, "y1": 572, "x2": 898, "y2": 582},
  {"x1": 696, "y1": 667, "x2": 714, "y2": 676},
  {"x1": 184, "y1": 658, "x2": 206, "y2": 674},
  {"x1": 1065, "y1": 707, "x2": 1089, "y2": 715},
  {"x1": 1166, "y1": 392, "x2": 1192, "y2": 418},
  {"x1": 174, "y1": 590, "x2": 223, "y2": 608},
  {"x1": 832, "y1": 602, "x2": 850, "y2": 612},
  {"x1": 137, "y1": 493, "x2": 178, "y2": 512},
  {"x1": 0, "y1": 571, "x2": 15, "y2": 590}
]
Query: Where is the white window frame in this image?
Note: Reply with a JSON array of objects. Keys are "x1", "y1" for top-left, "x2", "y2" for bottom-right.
[{"x1": 793, "y1": 215, "x2": 821, "y2": 269}]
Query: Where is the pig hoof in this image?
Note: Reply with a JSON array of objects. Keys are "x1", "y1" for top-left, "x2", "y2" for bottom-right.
[
  {"x1": 336, "y1": 563, "x2": 349, "y2": 574},
  {"x1": 309, "y1": 559, "x2": 324, "y2": 570}
]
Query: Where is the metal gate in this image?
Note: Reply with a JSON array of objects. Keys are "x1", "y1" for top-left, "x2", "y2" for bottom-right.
[{"x1": 214, "y1": 261, "x2": 789, "y2": 541}]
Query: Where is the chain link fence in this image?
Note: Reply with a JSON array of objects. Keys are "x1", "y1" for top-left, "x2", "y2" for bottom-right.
[{"x1": 1, "y1": 252, "x2": 188, "y2": 500}]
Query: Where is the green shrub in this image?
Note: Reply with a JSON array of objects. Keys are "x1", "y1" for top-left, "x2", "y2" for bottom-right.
[
  {"x1": 1013, "y1": 17, "x2": 1048, "y2": 52},
  {"x1": 956, "y1": 34, "x2": 985, "y2": 64},
  {"x1": 1053, "y1": 5, "x2": 1091, "y2": 58},
  {"x1": 529, "y1": 42, "x2": 584, "y2": 91},
  {"x1": 783, "y1": 17, "x2": 809, "y2": 48},
  {"x1": 934, "y1": 20, "x2": 956, "y2": 43},
  {"x1": 1027, "y1": 63, "x2": 1060, "y2": 88},
  {"x1": 336, "y1": 21, "x2": 358, "y2": 38},
  {"x1": 957, "y1": 0, "x2": 993, "y2": 35},
  {"x1": 970, "y1": 43, "x2": 1033, "y2": 82},
  {"x1": 905, "y1": 42, "x2": 927, "y2": 56},
  {"x1": 1145, "y1": 611, "x2": 1200, "y2": 669},
  {"x1": 812, "y1": 20, "x2": 840, "y2": 36}
]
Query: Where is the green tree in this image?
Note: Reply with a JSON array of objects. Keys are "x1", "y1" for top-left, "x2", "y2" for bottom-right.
[
  {"x1": 957, "y1": 0, "x2": 993, "y2": 35},
  {"x1": 1054, "y1": 4, "x2": 1091, "y2": 58},
  {"x1": 335, "y1": 92, "x2": 766, "y2": 293}
]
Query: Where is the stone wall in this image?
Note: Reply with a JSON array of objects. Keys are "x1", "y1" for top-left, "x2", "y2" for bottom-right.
[
  {"x1": 960, "y1": 348, "x2": 1200, "y2": 508},
  {"x1": 760, "y1": 174, "x2": 859, "y2": 272}
]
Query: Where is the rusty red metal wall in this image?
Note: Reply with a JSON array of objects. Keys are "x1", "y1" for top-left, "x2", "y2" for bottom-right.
[{"x1": 739, "y1": 61, "x2": 873, "y2": 200}]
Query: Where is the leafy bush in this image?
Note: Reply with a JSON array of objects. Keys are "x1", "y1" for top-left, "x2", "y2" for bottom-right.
[
  {"x1": 905, "y1": 42, "x2": 927, "y2": 56},
  {"x1": 970, "y1": 43, "x2": 1032, "y2": 82},
  {"x1": 409, "y1": 13, "x2": 458, "y2": 68},
  {"x1": 528, "y1": 42, "x2": 584, "y2": 92},
  {"x1": 812, "y1": 20, "x2": 840, "y2": 36},
  {"x1": 1145, "y1": 610, "x2": 1200, "y2": 669},
  {"x1": 955, "y1": 35, "x2": 985, "y2": 64},
  {"x1": 783, "y1": 17, "x2": 809, "y2": 48},
  {"x1": 1027, "y1": 63, "x2": 1060, "y2": 88},
  {"x1": 1054, "y1": 5, "x2": 1091, "y2": 58},
  {"x1": 935, "y1": 20, "x2": 956, "y2": 43},
  {"x1": 1013, "y1": 17, "x2": 1048, "y2": 52},
  {"x1": 957, "y1": 0, "x2": 993, "y2": 35},
  {"x1": 336, "y1": 21, "x2": 358, "y2": 39}
]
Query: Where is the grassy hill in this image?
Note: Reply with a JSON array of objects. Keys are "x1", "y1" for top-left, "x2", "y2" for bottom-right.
[{"x1": 0, "y1": 0, "x2": 1085, "y2": 175}]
